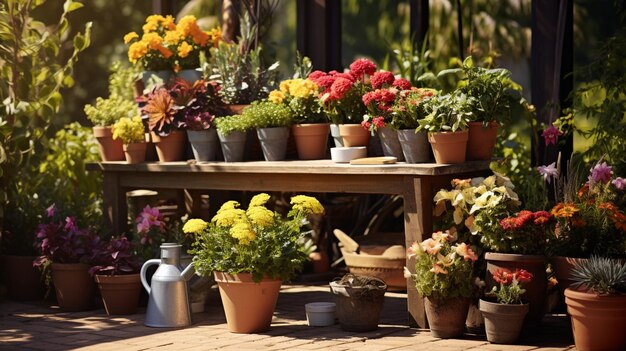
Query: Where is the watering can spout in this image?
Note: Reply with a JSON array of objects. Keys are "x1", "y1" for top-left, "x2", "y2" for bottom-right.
[{"x1": 181, "y1": 262, "x2": 195, "y2": 281}]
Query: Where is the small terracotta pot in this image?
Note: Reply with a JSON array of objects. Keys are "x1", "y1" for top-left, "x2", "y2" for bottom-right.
[
  {"x1": 214, "y1": 272, "x2": 282, "y2": 333},
  {"x1": 338, "y1": 124, "x2": 371, "y2": 147},
  {"x1": 151, "y1": 131, "x2": 187, "y2": 162},
  {"x1": 95, "y1": 274, "x2": 141, "y2": 315},
  {"x1": 479, "y1": 299, "x2": 529, "y2": 344},
  {"x1": 123, "y1": 143, "x2": 147, "y2": 164},
  {"x1": 291, "y1": 123, "x2": 330, "y2": 160},
  {"x1": 424, "y1": 296, "x2": 470, "y2": 338},
  {"x1": 565, "y1": 288, "x2": 626, "y2": 351},
  {"x1": 467, "y1": 121, "x2": 499, "y2": 160},
  {"x1": 428, "y1": 130, "x2": 469, "y2": 164},
  {"x1": 93, "y1": 126, "x2": 125, "y2": 161},
  {"x1": 51, "y1": 263, "x2": 95, "y2": 311}
]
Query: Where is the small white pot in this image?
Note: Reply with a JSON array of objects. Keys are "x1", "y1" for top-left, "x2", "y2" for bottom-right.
[
  {"x1": 330, "y1": 147, "x2": 367, "y2": 163},
  {"x1": 305, "y1": 302, "x2": 336, "y2": 327}
]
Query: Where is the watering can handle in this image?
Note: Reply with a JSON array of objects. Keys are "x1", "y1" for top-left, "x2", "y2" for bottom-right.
[{"x1": 140, "y1": 259, "x2": 160, "y2": 294}]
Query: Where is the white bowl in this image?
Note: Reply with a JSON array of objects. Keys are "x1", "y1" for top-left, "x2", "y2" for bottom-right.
[
  {"x1": 305, "y1": 302, "x2": 336, "y2": 326},
  {"x1": 330, "y1": 147, "x2": 367, "y2": 163}
]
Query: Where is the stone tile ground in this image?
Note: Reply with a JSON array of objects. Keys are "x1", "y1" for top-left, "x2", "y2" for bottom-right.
[{"x1": 0, "y1": 284, "x2": 575, "y2": 351}]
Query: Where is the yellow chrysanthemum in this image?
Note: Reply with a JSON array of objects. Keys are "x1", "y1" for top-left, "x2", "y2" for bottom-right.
[
  {"x1": 128, "y1": 41, "x2": 149, "y2": 63},
  {"x1": 142, "y1": 32, "x2": 163, "y2": 49},
  {"x1": 230, "y1": 222, "x2": 256, "y2": 245},
  {"x1": 218, "y1": 200, "x2": 240, "y2": 213},
  {"x1": 142, "y1": 15, "x2": 164, "y2": 33},
  {"x1": 183, "y1": 218, "x2": 208, "y2": 235},
  {"x1": 177, "y1": 41, "x2": 193, "y2": 58},
  {"x1": 164, "y1": 30, "x2": 183, "y2": 45},
  {"x1": 249, "y1": 193, "x2": 271, "y2": 207},
  {"x1": 212, "y1": 208, "x2": 246, "y2": 227},
  {"x1": 161, "y1": 15, "x2": 176, "y2": 30},
  {"x1": 177, "y1": 15, "x2": 198, "y2": 37},
  {"x1": 268, "y1": 90, "x2": 285, "y2": 104},
  {"x1": 124, "y1": 32, "x2": 139, "y2": 44},
  {"x1": 246, "y1": 206, "x2": 275, "y2": 228},
  {"x1": 279, "y1": 80, "x2": 292, "y2": 93},
  {"x1": 290, "y1": 195, "x2": 324, "y2": 215}
]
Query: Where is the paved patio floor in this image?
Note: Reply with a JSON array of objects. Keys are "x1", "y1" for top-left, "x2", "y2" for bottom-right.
[{"x1": 0, "y1": 284, "x2": 575, "y2": 351}]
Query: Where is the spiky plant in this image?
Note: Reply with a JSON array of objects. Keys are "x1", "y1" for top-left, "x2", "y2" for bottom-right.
[{"x1": 570, "y1": 256, "x2": 626, "y2": 295}]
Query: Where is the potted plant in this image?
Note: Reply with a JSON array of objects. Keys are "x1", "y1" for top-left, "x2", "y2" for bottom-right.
[
  {"x1": 132, "y1": 205, "x2": 168, "y2": 263},
  {"x1": 388, "y1": 87, "x2": 437, "y2": 163},
  {"x1": 243, "y1": 101, "x2": 293, "y2": 161},
  {"x1": 309, "y1": 58, "x2": 376, "y2": 147},
  {"x1": 564, "y1": 256, "x2": 626, "y2": 351},
  {"x1": 329, "y1": 273, "x2": 387, "y2": 332},
  {"x1": 33, "y1": 205, "x2": 101, "y2": 311},
  {"x1": 89, "y1": 236, "x2": 142, "y2": 315},
  {"x1": 405, "y1": 230, "x2": 479, "y2": 338},
  {"x1": 187, "y1": 193, "x2": 324, "y2": 333},
  {"x1": 479, "y1": 268, "x2": 532, "y2": 344},
  {"x1": 140, "y1": 86, "x2": 187, "y2": 162},
  {"x1": 124, "y1": 15, "x2": 222, "y2": 86},
  {"x1": 417, "y1": 92, "x2": 474, "y2": 164},
  {"x1": 112, "y1": 116, "x2": 147, "y2": 164},
  {"x1": 214, "y1": 114, "x2": 253, "y2": 162},
  {"x1": 361, "y1": 72, "x2": 413, "y2": 161},
  {"x1": 84, "y1": 96, "x2": 136, "y2": 161},
  {"x1": 270, "y1": 76, "x2": 330, "y2": 160}
]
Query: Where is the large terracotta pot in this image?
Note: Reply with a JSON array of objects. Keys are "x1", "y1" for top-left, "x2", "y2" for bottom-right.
[
  {"x1": 123, "y1": 142, "x2": 147, "y2": 164},
  {"x1": 467, "y1": 121, "x2": 499, "y2": 160},
  {"x1": 377, "y1": 127, "x2": 404, "y2": 161},
  {"x1": 479, "y1": 299, "x2": 529, "y2": 344},
  {"x1": 151, "y1": 131, "x2": 187, "y2": 162},
  {"x1": 93, "y1": 126, "x2": 125, "y2": 161},
  {"x1": 485, "y1": 252, "x2": 547, "y2": 327},
  {"x1": 1, "y1": 255, "x2": 44, "y2": 301},
  {"x1": 552, "y1": 256, "x2": 586, "y2": 298},
  {"x1": 338, "y1": 124, "x2": 371, "y2": 147},
  {"x1": 424, "y1": 296, "x2": 470, "y2": 338},
  {"x1": 428, "y1": 130, "x2": 469, "y2": 164},
  {"x1": 95, "y1": 274, "x2": 141, "y2": 315},
  {"x1": 291, "y1": 123, "x2": 330, "y2": 160},
  {"x1": 213, "y1": 272, "x2": 282, "y2": 333},
  {"x1": 565, "y1": 288, "x2": 626, "y2": 351},
  {"x1": 51, "y1": 263, "x2": 95, "y2": 311}
]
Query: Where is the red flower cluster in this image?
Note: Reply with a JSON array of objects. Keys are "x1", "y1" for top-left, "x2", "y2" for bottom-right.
[
  {"x1": 392, "y1": 78, "x2": 412, "y2": 90},
  {"x1": 309, "y1": 70, "x2": 357, "y2": 101},
  {"x1": 361, "y1": 116, "x2": 385, "y2": 130},
  {"x1": 362, "y1": 89, "x2": 397, "y2": 112},
  {"x1": 500, "y1": 210, "x2": 552, "y2": 230},
  {"x1": 370, "y1": 71, "x2": 395, "y2": 89},
  {"x1": 492, "y1": 268, "x2": 533, "y2": 285},
  {"x1": 349, "y1": 58, "x2": 377, "y2": 78}
]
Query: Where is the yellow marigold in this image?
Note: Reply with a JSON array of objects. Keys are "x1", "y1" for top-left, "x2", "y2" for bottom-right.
[
  {"x1": 177, "y1": 41, "x2": 193, "y2": 58},
  {"x1": 177, "y1": 15, "x2": 198, "y2": 37},
  {"x1": 212, "y1": 208, "x2": 246, "y2": 227},
  {"x1": 552, "y1": 203, "x2": 579, "y2": 218},
  {"x1": 142, "y1": 15, "x2": 164, "y2": 33},
  {"x1": 183, "y1": 218, "x2": 208, "y2": 235},
  {"x1": 218, "y1": 200, "x2": 240, "y2": 213},
  {"x1": 164, "y1": 30, "x2": 183, "y2": 45},
  {"x1": 279, "y1": 80, "x2": 292, "y2": 93},
  {"x1": 249, "y1": 193, "x2": 271, "y2": 207},
  {"x1": 230, "y1": 222, "x2": 256, "y2": 245},
  {"x1": 290, "y1": 195, "x2": 324, "y2": 215},
  {"x1": 142, "y1": 32, "x2": 163, "y2": 49},
  {"x1": 128, "y1": 41, "x2": 149, "y2": 63},
  {"x1": 208, "y1": 27, "x2": 222, "y2": 47},
  {"x1": 124, "y1": 32, "x2": 139, "y2": 44},
  {"x1": 268, "y1": 90, "x2": 285, "y2": 104},
  {"x1": 161, "y1": 15, "x2": 176, "y2": 30},
  {"x1": 246, "y1": 206, "x2": 275, "y2": 228}
]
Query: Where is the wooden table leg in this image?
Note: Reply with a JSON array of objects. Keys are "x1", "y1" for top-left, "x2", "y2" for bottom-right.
[{"x1": 102, "y1": 172, "x2": 128, "y2": 236}]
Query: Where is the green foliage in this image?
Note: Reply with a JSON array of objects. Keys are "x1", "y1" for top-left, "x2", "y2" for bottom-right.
[
  {"x1": 417, "y1": 92, "x2": 474, "y2": 132},
  {"x1": 486, "y1": 269, "x2": 532, "y2": 304},
  {"x1": 571, "y1": 256, "x2": 626, "y2": 295},
  {"x1": 0, "y1": 0, "x2": 91, "y2": 237},
  {"x1": 243, "y1": 101, "x2": 292, "y2": 128},
  {"x1": 389, "y1": 88, "x2": 437, "y2": 130},
  {"x1": 214, "y1": 115, "x2": 253, "y2": 136},
  {"x1": 189, "y1": 193, "x2": 324, "y2": 282},
  {"x1": 108, "y1": 61, "x2": 141, "y2": 102},
  {"x1": 292, "y1": 52, "x2": 313, "y2": 79},
  {"x1": 84, "y1": 96, "x2": 137, "y2": 126},
  {"x1": 112, "y1": 116, "x2": 144, "y2": 144},
  {"x1": 385, "y1": 37, "x2": 437, "y2": 89}
]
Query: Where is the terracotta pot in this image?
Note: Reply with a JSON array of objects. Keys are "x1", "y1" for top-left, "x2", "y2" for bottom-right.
[
  {"x1": 95, "y1": 274, "x2": 141, "y2": 315},
  {"x1": 485, "y1": 252, "x2": 547, "y2": 327},
  {"x1": 377, "y1": 127, "x2": 404, "y2": 161},
  {"x1": 565, "y1": 288, "x2": 626, "y2": 351},
  {"x1": 552, "y1": 256, "x2": 586, "y2": 298},
  {"x1": 424, "y1": 296, "x2": 470, "y2": 338},
  {"x1": 428, "y1": 130, "x2": 469, "y2": 164},
  {"x1": 467, "y1": 121, "x2": 499, "y2": 160},
  {"x1": 308, "y1": 251, "x2": 330, "y2": 274},
  {"x1": 479, "y1": 299, "x2": 529, "y2": 344},
  {"x1": 123, "y1": 142, "x2": 147, "y2": 164},
  {"x1": 338, "y1": 124, "x2": 371, "y2": 147},
  {"x1": 291, "y1": 123, "x2": 330, "y2": 160},
  {"x1": 51, "y1": 263, "x2": 95, "y2": 311},
  {"x1": 213, "y1": 272, "x2": 282, "y2": 333},
  {"x1": 330, "y1": 279, "x2": 387, "y2": 332},
  {"x1": 1, "y1": 255, "x2": 44, "y2": 301},
  {"x1": 397, "y1": 129, "x2": 430, "y2": 163},
  {"x1": 187, "y1": 129, "x2": 218, "y2": 162},
  {"x1": 257, "y1": 127, "x2": 290, "y2": 161},
  {"x1": 151, "y1": 131, "x2": 187, "y2": 162},
  {"x1": 93, "y1": 126, "x2": 125, "y2": 161}
]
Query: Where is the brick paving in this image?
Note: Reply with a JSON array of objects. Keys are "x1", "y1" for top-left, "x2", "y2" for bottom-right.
[{"x1": 0, "y1": 284, "x2": 575, "y2": 351}]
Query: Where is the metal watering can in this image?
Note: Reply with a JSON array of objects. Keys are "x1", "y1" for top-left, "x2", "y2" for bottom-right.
[{"x1": 141, "y1": 243, "x2": 195, "y2": 327}]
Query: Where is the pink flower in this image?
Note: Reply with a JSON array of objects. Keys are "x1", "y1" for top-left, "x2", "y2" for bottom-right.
[
  {"x1": 514, "y1": 269, "x2": 533, "y2": 284},
  {"x1": 136, "y1": 205, "x2": 165, "y2": 233},
  {"x1": 542, "y1": 125, "x2": 562, "y2": 146},
  {"x1": 537, "y1": 162, "x2": 558, "y2": 183},
  {"x1": 46, "y1": 204, "x2": 56, "y2": 218},
  {"x1": 454, "y1": 243, "x2": 478, "y2": 261},
  {"x1": 136, "y1": 218, "x2": 150, "y2": 234},
  {"x1": 361, "y1": 120, "x2": 371, "y2": 130},
  {"x1": 588, "y1": 162, "x2": 613, "y2": 187},
  {"x1": 432, "y1": 231, "x2": 450, "y2": 243},
  {"x1": 370, "y1": 71, "x2": 395, "y2": 89},
  {"x1": 64, "y1": 217, "x2": 76, "y2": 231},
  {"x1": 372, "y1": 116, "x2": 385, "y2": 129},
  {"x1": 392, "y1": 78, "x2": 412, "y2": 90},
  {"x1": 493, "y1": 268, "x2": 513, "y2": 284},
  {"x1": 420, "y1": 238, "x2": 443, "y2": 255},
  {"x1": 613, "y1": 177, "x2": 626, "y2": 190},
  {"x1": 430, "y1": 263, "x2": 448, "y2": 275},
  {"x1": 349, "y1": 58, "x2": 376, "y2": 78},
  {"x1": 406, "y1": 242, "x2": 420, "y2": 259},
  {"x1": 329, "y1": 77, "x2": 353, "y2": 100}
]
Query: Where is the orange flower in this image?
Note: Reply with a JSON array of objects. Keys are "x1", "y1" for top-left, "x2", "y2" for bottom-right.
[
  {"x1": 551, "y1": 203, "x2": 579, "y2": 218},
  {"x1": 143, "y1": 88, "x2": 175, "y2": 132},
  {"x1": 455, "y1": 243, "x2": 478, "y2": 262},
  {"x1": 430, "y1": 263, "x2": 448, "y2": 275}
]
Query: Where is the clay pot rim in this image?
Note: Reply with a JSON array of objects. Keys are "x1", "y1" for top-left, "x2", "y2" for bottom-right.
[
  {"x1": 468, "y1": 121, "x2": 500, "y2": 128},
  {"x1": 485, "y1": 252, "x2": 546, "y2": 262},
  {"x1": 478, "y1": 298, "x2": 530, "y2": 310},
  {"x1": 95, "y1": 273, "x2": 141, "y2": 283},
  {"x1": 213, "y1": 271, "x2": 282, "y2": 284},
  {"x1": 50, "y1": 262, "x2": 91, "y2": 270},
  {"x1": 564, "y1": 287, "x2": 626, "y2": 301}
]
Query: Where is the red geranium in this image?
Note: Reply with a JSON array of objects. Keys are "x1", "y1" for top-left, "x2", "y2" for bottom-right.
[
  {"x1": 488, "y1": 268, "x2": 533, "y2": 304},
  {"x1": 392, "y1": 78, "x2": 412, "y2": 90},
  {"x1": 493, "y1": 268, "x2": 513, "y2": 284},
  {"x1": 370, "y1": 71, "x2": 395, "y2": 89},
  {"x1": 349, "y1": 58, "x2": 376, "y2": 78}
]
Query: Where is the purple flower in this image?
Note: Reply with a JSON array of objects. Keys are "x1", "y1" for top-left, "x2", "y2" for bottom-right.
[
  {"x1": 64, "y1": 217, "x2": 76, "y2": 231},
  {"x1": 46, "y1": 204, "x2": 56, "y2": 218},
  {"x1": 588, "y1": 162, "x2": 613, "y2": 187},
  {"x1": 612, "y1": 177, "x2": 626, "y2": 190},
  {"x1": 537, "y1": 162, "x2": 558, "y2": 183},
  {"x1": 542, "y1": 125, "x2": 562, "y2": 146}
]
